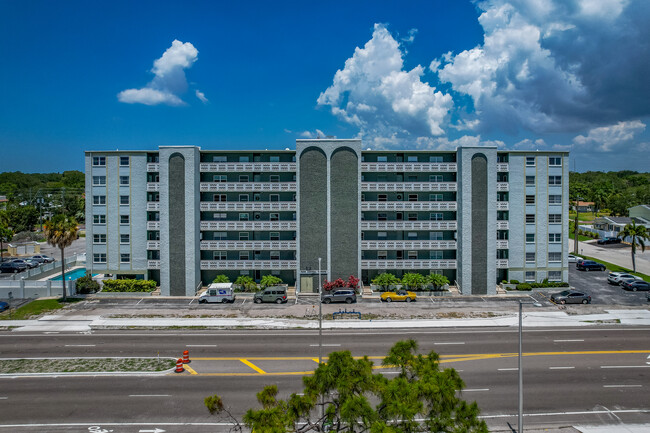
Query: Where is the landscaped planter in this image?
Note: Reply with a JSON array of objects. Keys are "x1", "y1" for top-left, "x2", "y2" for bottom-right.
[{"x1": 500, "y1": 283, "x2": 517, "y2": 291}]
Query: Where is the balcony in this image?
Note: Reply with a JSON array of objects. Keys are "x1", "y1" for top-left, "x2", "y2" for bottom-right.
[
  {"x1": 146, "y1": 202, "x2": 160, "y2": 211},
  {"x1": 147, "y1": 241, "x2": 160, "y2": 250},
  {"x1": 496, "y1": 182, "x2": 509, "y2": 192},
  {"x1": 362, "y1": 201, "x2": 457, "y2": 211},
  {"x1": 362, "y1": 182, "x2": 456, "y2": 192},
  {"x1": 496, "y1": 201, "x2": 509, "y2": 210},
  {"x1": 147, "y1": 221, "x2": 160, "y2": 230},
  {"x1": 361, "y1": 221, "x2": 457, "y2": 230},
  {"x1": 147, "y1": 260, "x2": 161, "y2": 269},
  {"x1": 496, "y1": 259, "x2": 509, "y2": 268},
  {"x1": 496, "y1": 240, "x2": 509, "y2": 249},
  {"x1": 200, "y1": 182, "x2": 296, "y2": 192},
  {"x1": 496, "y1": 163, "x2": 509, "y2": 172},
  {"x1": 200, "y1": 260, "x2": 297, "y2": 270},
  {"x1": 496, "y1": 221, "x2": 509, "y2": 230},
  {"x1": 361, "y1": 162, "x2": 457, "y2": 172},
  {"x1": 200, "y1": 162, "x2": 296, "y2": 172},
  {"x1": 200, "y1": 221, "x2": 297, "y2": 231},
  {"x1": 146, "y1": 163, "x2": 160, "y2": 172},
  {"x1": 362, "y1": 259, "x2": 457, "y2": 269},
  {"x1": 200, "y1": 201, "x2": 296, "y2": 211},
  {"x1": 362, "y1": 240, "x2": 456, "y2": 250},
  {"x1": 200, "y1": 241, "x2": 296, "y2": 250},
  {"x1": 146, "y1": 182, "x2": 160, "y2": 192}
]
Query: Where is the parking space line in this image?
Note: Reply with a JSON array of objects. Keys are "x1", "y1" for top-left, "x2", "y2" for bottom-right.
[
  {"x1": 240, "y1": 359, "x2": 266, "y2": 374},
  {"x1": 135, "y1": 298, "x2": 143, "y2": 306}
]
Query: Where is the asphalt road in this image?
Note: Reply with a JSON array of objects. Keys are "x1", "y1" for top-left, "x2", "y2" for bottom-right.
[{"x1": 1, "y1": 327, "x2": 648, "y2": 432}]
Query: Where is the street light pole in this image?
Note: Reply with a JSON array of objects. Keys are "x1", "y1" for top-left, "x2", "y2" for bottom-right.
[
  {"x1": 318, "y1": 257, "x2": 322, "y2": 366},
  {"x1": 519, "y1": 300, "x2": 541, "y2": 433},
  {"x1": 574, "y1": 196, "x2": 582, "y2": 255}
]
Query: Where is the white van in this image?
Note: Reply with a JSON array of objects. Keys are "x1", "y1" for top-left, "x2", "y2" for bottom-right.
[{"x1": 199, "y1": 283, "x2": 236, "y2": 304}]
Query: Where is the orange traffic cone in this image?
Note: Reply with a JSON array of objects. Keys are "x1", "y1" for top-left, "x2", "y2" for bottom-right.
[
  {"x1": 183, "y1": 350, "x2": 190, "y2": 364},
  {"x1": 175, "y1": 358, "x2": 184, "y2": 373}
]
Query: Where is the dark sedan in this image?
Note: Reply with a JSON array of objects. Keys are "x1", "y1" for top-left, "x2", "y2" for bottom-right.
[
  {"x1": 576, "y1": 260, "x2": 606, "y2": 271},
  {"x1": 0, "y1": 261, "x2": 27, "y2": 273},
  {"x1": 620, "y1": 280, "x2": 650, "y2": 291},
  {"x1": 551, "y1": 290, "x2": 592, "y2": 305},
  {"x1": 597, "y1": 237, "x2": 621, "y2": 245},
  {"x1": 0, "y1": 301, "x2": 8, "y2": 312}
]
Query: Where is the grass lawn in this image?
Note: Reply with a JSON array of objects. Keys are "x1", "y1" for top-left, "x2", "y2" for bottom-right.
[
  {"x1": 0, "y1": 298, "x2": 82, "y2": 320},
  {"x1": 569, "y1": 233, "x2": 593, "y2": 242}
]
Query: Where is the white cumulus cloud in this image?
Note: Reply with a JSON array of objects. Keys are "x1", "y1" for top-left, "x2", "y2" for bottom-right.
[
  {"x1": 118, "y1": 40, "x2": 203, "y2": 106},
  {"x1": 572, "y1": 120, "x2": 646, "y2": 152},
  {"x1": 195, "y1": 90, "x2": 208, "y2": 104}
]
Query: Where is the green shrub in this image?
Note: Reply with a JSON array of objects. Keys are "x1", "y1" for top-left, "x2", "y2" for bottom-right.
[
  {"x1": 401, "y1": 273, "x2": 426, "y2": 290},
  {"x1": 516, "y1": 283, "x2": 532, "y2": 291},
  {"x1": 234, "y1": 276, "x2": 258, "y2": 292},
  {"x1": 260, "y1": 275, "x2": 283, "y2": 289},
  {"x1": 212, "y1": 274, "x2": 230, "y2": 283},
  {"x1": 75, "y1": 275, "x2": 99, "y2": 294},
  {"x1": 427, "y1": 273, "x2": 449, "y2": 289},
  {"x1": 509, "y1": 280, "x2": 520, "y2": 284},
  {"x1": 102, "y1": 279, "x2": 157, "y2": 292}
]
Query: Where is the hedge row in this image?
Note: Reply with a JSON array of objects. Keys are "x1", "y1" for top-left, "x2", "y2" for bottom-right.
[
  {"x1": 102, "y1": 279, "x2": 157, "y2": 292},
  {"x1": 510, "y1": 282, "x2": 570, "y2": 291}
]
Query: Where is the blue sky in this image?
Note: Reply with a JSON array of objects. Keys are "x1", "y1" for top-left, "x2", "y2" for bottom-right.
[{"x1": 1, "y1": 0, "x2": 649, "y2": 173}]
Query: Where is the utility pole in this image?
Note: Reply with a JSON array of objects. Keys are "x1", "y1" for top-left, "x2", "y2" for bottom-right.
[{"x1": 574, "y1": 196, "x2": 582, "y2": 255}]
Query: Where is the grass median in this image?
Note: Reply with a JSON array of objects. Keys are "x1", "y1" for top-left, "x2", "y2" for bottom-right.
[
  {"x1": 0, "y1": 357, "x2": 176, "y2": 374},
  {"x1": 0, "y1": 298, "x2": 82, "y2": 320}
]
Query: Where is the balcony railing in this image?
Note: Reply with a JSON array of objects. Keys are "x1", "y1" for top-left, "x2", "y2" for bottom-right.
[
  {"x1": 147, "y1": 241, "x2": 160, "y2": 250},
  {"x1": 362, "y1": 201, "x2": 457, "y2": 211},
  {"x1": 200, "y1": 260, "x2": 297, "y2": 270},
  {"x1": 146, "y1": 182, "x2": 160, "y2": 192},
  {"x1": 362, "y1": 259, "x2": 457, "y2": 269},
  {"x1": 147, "y1": 221, "x2": 160, "y2": 230},
  {"x1": 496, "y1": 182, "x2": 509, "y2": 192},
  {"x1": 362, "y1": 240, "x2": 456, "y2": 250},
  {"x1": 200, "y1": 182, "x2": 296, "y2": 192},
  {"x1": 496, "y1": 221, "x2": 509, "y2": 230},
  {"x1": 200, "y1": 162, "x2": 296, "y2": 172},
  {"x1": 361, "y1": 221, "x2": 457, "y2": 230},
  {"x1": 147, "y1": 260, "x2": 161, "y2": 269},
  {"x1": 496, "y1": 259, "x2": 509, "y2": 268},
  {"x1": 200, "y1": 221, "x2": 297, "y2": 231},
  {"x1": 361, "y1": 162, "x2": 457, "y2": 172},
  {"x1": 496, "y1": 163, "x2": 509, "y2": 172},
  {"x1": 362, "y1": 182, "x2": 456, "y2": 192},
  {"x1": 146, "y1": 163, "x2": 160, "y2": 172},
  {"x1": 200, "y1": 201, "x2": 296, "y2": 211},
  {"x1": 200, "y1": 241, "x2": 296, "y2": 250},
  {"x1": 496, "y1": 240, "x2": 509, "y2": 249},
  {"x1": 496, "y1": 201, "x2": 509, "y2": 210},
  {"x1": 146, "y1": 202, "x2": 160, "y2": 211}
]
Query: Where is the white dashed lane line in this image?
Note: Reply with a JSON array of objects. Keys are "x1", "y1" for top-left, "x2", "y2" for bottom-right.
[
  {"x1": 549, "y1": 366, "x2": 575, "y2": 370},
  {"x1": 553, "y1": 339, "x2": 584, "y2": 342}
]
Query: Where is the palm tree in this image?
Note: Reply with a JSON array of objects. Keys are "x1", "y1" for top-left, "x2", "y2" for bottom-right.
[
  {"x1": 617, "y1": 221, "x2": 649, "y2": 273},
  {"x1": 44, "y1": 215, "x2": 79, "y2": 301}
]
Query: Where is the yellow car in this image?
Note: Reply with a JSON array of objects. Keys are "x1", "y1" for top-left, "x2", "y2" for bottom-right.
[{"x1": 380, "y1": 290, "x2": 417, "y2": 303}]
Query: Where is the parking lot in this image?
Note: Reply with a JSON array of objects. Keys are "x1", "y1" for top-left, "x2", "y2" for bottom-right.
[{"x1": 568, "y1": 264, "x2": 648, "y2": 305}]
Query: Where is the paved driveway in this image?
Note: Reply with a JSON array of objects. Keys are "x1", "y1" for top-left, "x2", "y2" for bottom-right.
[{"x1": 570, "y1": 238, "x2": 650, "y2": 274}]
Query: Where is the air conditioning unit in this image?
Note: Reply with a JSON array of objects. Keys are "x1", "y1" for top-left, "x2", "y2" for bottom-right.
[
  {"x1": 254, "y1": 213, "x2": 261, "y2": 220},
  {"x1": 396, "y1": 194, "x2": 403, "y2": 200}
]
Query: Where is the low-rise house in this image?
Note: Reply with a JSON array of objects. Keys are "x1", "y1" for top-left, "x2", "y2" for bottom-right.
[{"x1": 572, "y1": 201, "x2": 594, "y2": 212}]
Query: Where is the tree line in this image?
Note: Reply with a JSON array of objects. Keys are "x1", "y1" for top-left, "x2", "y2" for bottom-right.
[{"x1": 569, "y1": 170, "x2": 650, "y2": 215}]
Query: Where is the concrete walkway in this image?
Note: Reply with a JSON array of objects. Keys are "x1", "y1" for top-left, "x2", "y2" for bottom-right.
[{"x1": 570, "y1": 238, "x2": 650, "y2": 274}]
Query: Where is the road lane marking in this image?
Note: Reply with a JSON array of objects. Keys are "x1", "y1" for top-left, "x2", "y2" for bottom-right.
[
  {"x1": 601, "y1": 365, "x2": 650, "y2": 369},
  {"x1": 603, "y1": 385, "x2": 642, "y2": 388},
  {"x1": 240, "y1": 359, "x2": 266, "y2": 374},
  {"x1": 0, "y1": 397, "x2": 7, "y2": 400},
  {"x1": 183, "y1": 365, "x2": 198, "y2": 375},
  {"x1": 498, "y1": 368, "x2": 518, "y2": 371},
  {"x1": 554, "y1": 339, "x2": 584, "y2": 342},
  {"x1": 463, "y1": 389, "x2": 489, "y2": 392},
  {"x1": 434, "y1": 342, "x2": 465, "y2": 345},
  {"x1": 309, "y1": 344, "x2": 341, "y2": 347},
  {"x1": 186, "y1": 345, "x2": 217, "y2": 347},
  {"x1": 129, "y1": 395, "x2": 171, "y2": 397},
  {"x1": 64, "y1": 344, "x2": 96, "y2": 347},
  {"x1": 549, "y1": 366, "x2": 575, "y2": 370}
]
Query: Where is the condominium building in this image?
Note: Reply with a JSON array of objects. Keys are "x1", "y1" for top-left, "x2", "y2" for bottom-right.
[{"x1": 85, "y1": 139, "x2": 569, "y2": 296}]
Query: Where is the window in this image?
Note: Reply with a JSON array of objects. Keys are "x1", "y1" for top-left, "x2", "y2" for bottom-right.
[
  {"x1": 525, "y1": 271, "x2": 536, "y2": 282},
  {"x1": 408, "y1": 251, "x2": 418, "y2": 260},
  {"x1": 497, "y1": 230, "x2": 508, "y2": 240},
  {"x1": 378, "y1": 232, "x2": 387, "y2": 240},
  {"x1": 549, "y1": 195, "x2": 562, "y2": 204},
  {"x1": 120, "y1": 195, "x2": 129, "y2": 205},
  {"x1": 93, "y1": 253, "x2": 107, "y2": 263},
  {"x1": 430, "y1": 194, "x2": 443, "y2": 201},
  {"x1": 408, "y1": 213, "x2": 418, "y2": 221},
  {"x1": 429, "y1": 156, "x2": 443, "y2": 163},
  {"x1": 526, "y1": 233, "x2": 535, "y2": 243},
  {"x1": 377, "y1": 156, "x2": 387, "y2": 162},
  {"x1": 239, "y1": 194, "x2": 249, "y2": 202},
  {"x1": 549, "y1": 175, "x2": 562, "y2": 185},
  {"x1": 526, "y1": 156, "x2": 535, "y2": 166},
  {"x1": 120, "y1": 215, "x2": 129, "y2": 224},
  {"x1": 430, "y1": 251, "x2": 443, "y2": 260},
  {"x1": 430, "y1": 213, "x2": 443, "y2": 221},
  {"x1": 526, "y1": 214, "x2": 535, "y2": 223},
  {"x1": 92, "y1": 176, "x2": 106, "y2": 186},
  {"x1": 270, "y1": 232, "x2": 280, "y2": 241},
  {"x1": 429, "y1": 175, "x2": 443, "y2": 182},
  {"x1": 239, "y1": 213, "x2": 249, "y2": 221},
  {"x1": 93, "y1": 215, "x2": 106, "y2": 224},
  {"x1": 92, "y1": 156, "x2": 106, "y2": 166},
  {"x1": 239, "y1": 251, "x2": 249, "y2": 260},
  {"x1": 213, "y1": 175, "x2": 227, "y2": 182},
  {"x1": 239, "y1": 156, "x2": 249, "y2": 162},
  {"x1": 270, "y1": 175, "x2": 280, "y2": 183},
  {"x1": 549, "y1": 233, "x2": 561, "y2": 243},
  {"x1": 526, "y1": 253, "x2": 536, "y2": 263},
  {"x1": 526, "y1": 176, "x2": 535, "y2": 186},
  {"x1": 93, "y1": 195, "x2": 106, "y2": 205},
  {"x1": 430, "y1": 232, "x2": 443, "y2": 240},
  {"x1": 407, "y1": 156, "x2": 418, "y2": 162},
  {"x1": 378, "y1": 194, "x2": 387, "y2": 202},
  {"x1": 526, "y1": 195, "x2": 535, "y2": 204},
  {"x1": 270, "y1": 194, "x2": 279, "y2": 202},
  {"x1": 269, "y1": 155, "x2": 280, "y2": 163},
  {"x1": 396, "y1": 212, "x2": 403, "y2": 220},
  {"x1": 213, "y1": 213, "x2": 226, "y2": 220},
  {"x1": 548, "y1": 252, "x2": 562, "y2": 262},
  {"x1": 548, "y1": 271, "x2": 562, "y2": 281},
  {"x1": 408, "y1": 194, "x2": 418, "y2": 202},
  {"x1": 120, "y1": 234, "x2": 129, "y2": 244},
  {"x1": 377, "y1": 213, "x2": 387, "y2": 221},
  {"x1": 239, "y1": 175, "x2": 249, "y2": 183},
  {"x1": 213, "y1": 194, "x2": 226, "y2": 202},
  {"x1": 93, "y1": 234, "x2": 106, "y2": 244},
  {"x1": 549, "y1": 214, "x2": 562, "y2": 223},
  {"x1": 120, "y1": 253, "x2": 130, "y2": 263},
  {"x1": 119, "y1": 176, "x2": 129, "y2": 186},
  {"x1": 215, "y1": 232, "x2": 227, "y2": 240},
  {"x1": 239, "y1": 232, "x2": 249, "y2": 241},
  {"x1": 407, "y1": 232, "x2": 417, "y2": 240},
  {"x1": 213, "y1": 156, "x2": 227, "y2": 162},
  {"x1": 270, "y1": 251, "x2": 280, "y2": 260},
  {"x1": 120, "y1": 156, "x2": 129, "y2": 166},
  {"x1": 213, "y1": 251, "x2": 227, "y2": 260},
  {"x1": 549, "y1": 156, "x2": 562, "y2": 166},
  {"x1": 377, "y1": 251, "x2": 387, "y2": 260}
]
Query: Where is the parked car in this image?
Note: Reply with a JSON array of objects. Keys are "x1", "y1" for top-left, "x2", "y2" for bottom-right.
[
  {"x1": 380, "y1": 290, "x2": 417, "y2": 303},
  {"x1": 607, "y1": 272, "x2": 643, "y2": 285},
  {"x1": 31, "y1": 255, "x2": 55, "y2": 263},
  {"x1": 576, "y1": 260, "x2": 606, "y2": 271},
  {"x1": 322, "y1": 289, "x2": 357, "y2": 304},
  {"x1": 199, "y1": 283, "x2": 236, "y2": 304},
  {"x1": 620, "y1": 280, "x2": 650, "y2": 292},
  {"x1": 551, "y1": 290, "x2": 591, "y2": 305},
  {"x1": 567, "y1": 255, "x2": 580, "y2": 263},
  {"x1": 597, "y1": 237, "x2": 621, "y2": 245},
  {"x1": 0, "y1": 301, "x2": 8, "y2": 312},
  {"x1": 253, "y1": 287, "x2": 288, "y2": 304},
  {"x1": 20, "y1": 259, "x2": 40, "y2": 269},
  {"x1": 0, "y1": 261, "x2": 27, "y2": 273}
]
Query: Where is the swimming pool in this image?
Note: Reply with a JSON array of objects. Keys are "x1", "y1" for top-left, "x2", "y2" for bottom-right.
[{"x1": 50, "y1": 268, "x2": 97, "y2": 281}]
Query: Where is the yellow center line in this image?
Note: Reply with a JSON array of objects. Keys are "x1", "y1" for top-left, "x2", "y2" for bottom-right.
[{"x1": 240, "y1": 358, "x2": 266, "y2": 374}]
